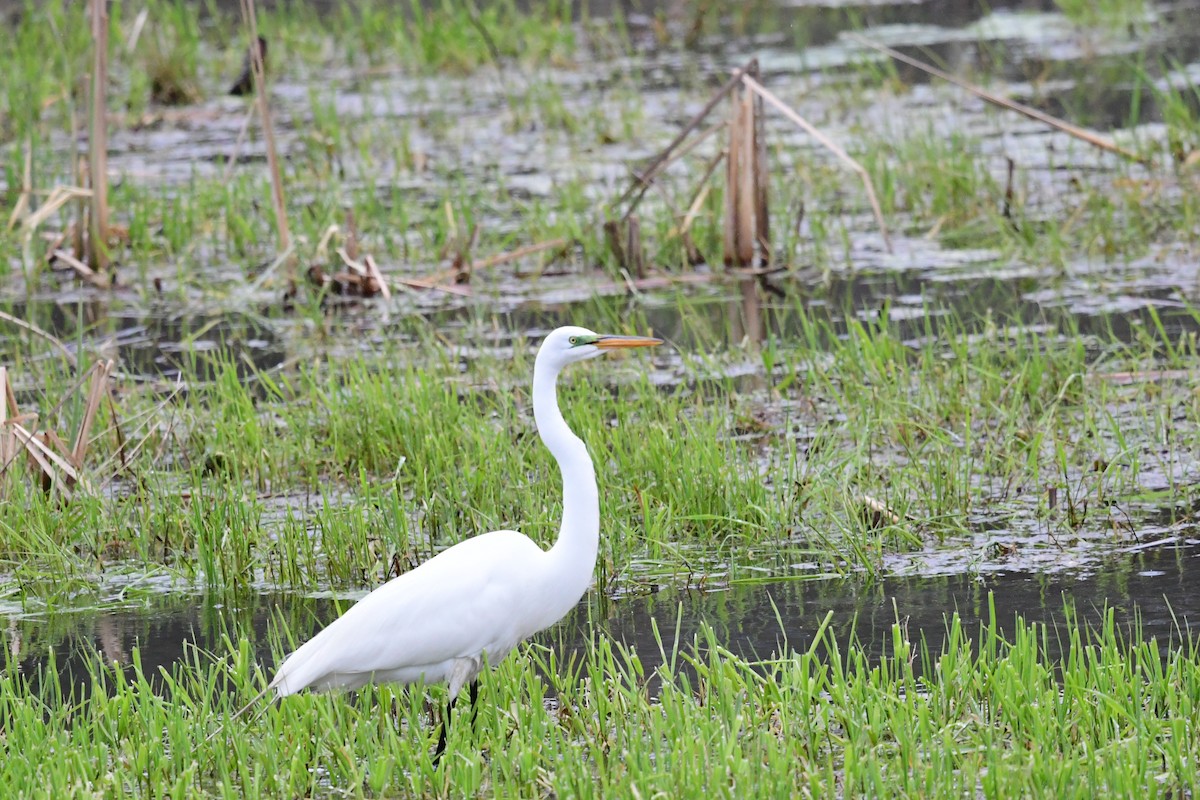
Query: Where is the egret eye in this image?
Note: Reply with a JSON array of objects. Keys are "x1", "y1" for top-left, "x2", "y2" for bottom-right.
[{"x1": 569, "y1": 336, "x2": 578, "y2": 345}]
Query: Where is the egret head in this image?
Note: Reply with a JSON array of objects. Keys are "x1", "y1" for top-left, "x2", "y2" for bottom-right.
[{"x1": 538, "y1": 326, "x2": 662, "y2": 369}]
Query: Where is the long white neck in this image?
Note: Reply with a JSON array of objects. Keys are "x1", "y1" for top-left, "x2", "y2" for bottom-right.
[{"x1": 533, "y1": 350, "x2": 599, "y2": 602}]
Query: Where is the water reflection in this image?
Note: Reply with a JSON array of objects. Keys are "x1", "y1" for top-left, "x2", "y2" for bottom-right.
[
  {"x1": 12, "y1": 539, "x2": 1198, "y2": 697},
  {"x1": 0, "y1": 301, "x2": 284, "y2": 382}
]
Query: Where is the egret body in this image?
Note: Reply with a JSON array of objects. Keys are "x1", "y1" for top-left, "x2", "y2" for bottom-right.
[{"x1": 267, "y1": 326, "x2": 660, "y2": 757}]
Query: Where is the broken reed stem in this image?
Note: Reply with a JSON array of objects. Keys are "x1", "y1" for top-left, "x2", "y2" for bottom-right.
[
  {"x1": 753, "y1": 81, "x2": 770, "y2": 258},
  {"x1": 673, "y1": 149, "x2": 725, "y2": 237},
  {"x1": 0, "y1": 310, "x2": 78, "y2": 367},
  {"x1": 735, "y1": 88, "x2": 756, "y2": 265},
  {"x1": 0, "y1": 368, "x2": 11, "y2": 471},
  {"x1": 88, "y1": 0, "x2": 110, "y2": 272},
  {"x1": 71, "y1": 359, "x2": 114, "y2": 468},
  {"x1": 724, "y1": 63, "x2": 770, "y2": 268},
  {"x1": 239, "y1": 0, "x2": 292, "y2": 265},
  {"x1": 52, "y1": 248, "x2": 110, "y2": 289},
  {"x1": 470, "y1": 238, "x2": 569, "y2": 272},
  {"x1": 849, "y1": 34, "x2": 1148, "y2": 165},
  {"x1": 622, "y1": 120, "x2": 725, "y2": 209},
  {"x1": 723, "y1": 88, "x2": 750, "y2": 266},
  {"x1": 5, "y1": 138, "x2": 33, "y2": 230},
  {"x1": 619, "y1": 59, "x2": 759, "y2": 219},
  {"x1": 739, "y1": 73, "x2": 893, "y2": 253}
]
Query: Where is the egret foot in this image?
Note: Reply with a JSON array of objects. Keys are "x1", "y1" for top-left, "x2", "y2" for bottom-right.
[{"x1": 431, "y1": 679, "x2": 480, "y2": 768}]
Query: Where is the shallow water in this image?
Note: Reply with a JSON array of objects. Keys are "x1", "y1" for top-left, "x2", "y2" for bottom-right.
[
  {"x1": 3, "y1": 0, "x2": 1200, "y2": 686},
  {"x1": 9, "y1": 536, "x2": 1197, "y2": 697}
]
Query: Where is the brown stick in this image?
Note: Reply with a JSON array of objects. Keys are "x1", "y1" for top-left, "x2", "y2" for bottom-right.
[
  {"x1": 739, "y1": 73, "x2": 893, "y2": 253},
  {"x1": 3, "y1": 372, "x2": 17, "y2": 419},
  {"x1": 672, "y1": 149, "x2": 726, "y2": 238},
  {"x1": 849, "y1": 35, "x2": 1148, "y2": 165},
  {"x1": 51, "y1": 248, "x2": 111, "y2": 289},
  {"x1": 71, "y1": 359, "x2": 113, "y2": 468},
  {"x1": 618, "y1": 59, "x2": 759, "y2": 219},
  {"x1": 470, "y1": 238, "x2": 570, "y2": 271},
  {"x1": 0, "y1": 368, "x2": 11, "y2": 470},
  {"x1": 752, "y1": 72, "x2": 770, "y2": 265},
  {"x1": 88, "y1": 0, "x2": 110, "y2": 272},
  {"x1": 734, "y1": 88, "x2": 756, "y2": 265},
  {"x1": 11, "y1": 423, "x2": 81, "y2": 486},
  {"x1": 620, "y1": 120, "x2": 724, "y2": 213},
  {"x1": 239, "y1": 0, "x2": 292, "y2": 262},
  {"x1": 392, "y1": 275, "x2": 474, "y2": 296},
  {"x1": 723, "y1": 91, "x2": 745, "y2": 266},
  {"x1": 5, "y1": 139, "x2": 32, "y2": 230}
]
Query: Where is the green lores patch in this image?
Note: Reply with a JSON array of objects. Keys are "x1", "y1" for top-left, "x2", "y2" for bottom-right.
[{"x1": 2, "y1": 602, "x2": 1197, "y2": 798}]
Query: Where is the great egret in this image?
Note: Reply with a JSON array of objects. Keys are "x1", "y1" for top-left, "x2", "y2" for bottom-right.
[{"x1": 266, "y1": 326, "x2": 661, "y2": 761}]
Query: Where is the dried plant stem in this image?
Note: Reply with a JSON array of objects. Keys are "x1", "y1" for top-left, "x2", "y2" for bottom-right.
[
  {"x1": 618, "y1": 59, "x2": 758, "y2": 219},
  {"x1": 88, "y1": 0, "x2": 110, "y2": 272},
  {"x1": 51, "y1": 249, "x2": 110, "y2": 289},
  {"x1": 0, "y1": 368, "x2": 12, "y2": 470},
  {"x1": 724, "y1": 86, "x2": 759, "y2": 266},
  {"x1": 71, "y1": 359, "x2": 114, "y2": 467},
  {"x1": 739, "y1": 73, "x2": 893, "y2": 253},
  {"x1": 673, "y1": 149, "x2": 725, "y2": 238},
  {"x1": 239, "y1": 0, "x2": 292, "y2": 263},
  {"x1": 5, "y1": 139, "x2": 33, "y2": 230},
  {"x1": 0, "y1": 310, "x2": 77, "y2": 366},
  {"x1": 753, "y1": 81, "x2": 770, "y2": 258},
  {"x1": 470, "y1": 238, "x2": 570, "y2": 272},
  {"x1": 849, "y1": 34, "x2": 1147, "y2": 164}
]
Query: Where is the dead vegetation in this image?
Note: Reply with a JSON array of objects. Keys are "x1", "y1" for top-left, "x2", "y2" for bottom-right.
[
  {"x1": 0, "y1": 359, "x2": 117, "y2": 500},
  {"x1": 610, "y1": 58, "x2": 894, "y2": 274}
]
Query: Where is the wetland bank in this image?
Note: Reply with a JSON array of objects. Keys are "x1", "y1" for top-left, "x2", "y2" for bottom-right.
[{"x1": 2, "y1": 0, "x2": 1200, "y2": 796}]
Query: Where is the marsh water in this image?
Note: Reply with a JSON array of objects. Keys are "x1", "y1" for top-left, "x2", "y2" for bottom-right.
[
  {"x1": 4, "y1": 0, "x2": 1200, "y2": 688},
  {"x1": 10, "y1": 537, "x2": 1199, "y2": 696}
]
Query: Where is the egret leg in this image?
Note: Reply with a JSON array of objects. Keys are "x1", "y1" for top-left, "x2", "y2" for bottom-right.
[
  {"x1": 432, "y1": 696, "x2": 454, "y2": 766},
  {"x1": 468, "y1": 679, "x2": 481, "y2": 726},
  {"x1": 431, "y1": 680, "x2": 481, "y2": 768}
]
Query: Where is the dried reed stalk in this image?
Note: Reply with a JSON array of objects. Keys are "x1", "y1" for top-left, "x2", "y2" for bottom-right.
[
  {"x1": 239, "y1": 0, "x2": 292, "y2": 264},
  {"x1": 849, "y1": 34, "x2": 1147, "y2": 164},
  {"x1": 71, "y1": 359, "x2": 114, "y2": 467},
  {"x1": 51, "y1": 248, "x2": 110, "y2": 289},
  {"x1": 626, "y1": 216, "x2": 645, "y2": 278},
  {"x1": 739, "y1": 73, "x2": 893, "y2": 253},
  {"x1": 0, "y1": 368, "x2": 12, "y2": 470},
  {"x1": 720, "y1": 85, "x2": 758, "y2": 266},
  {"x1": 0, "y1": 360, "x2": 114, "y2": 497},
  {"x1": 672, "y1": 149, "x2": 725, "y2": 239},
  {"x1": 20, "y1": 186, "x2": 91, "y2": 234},
  {"x1": 5, "y1": 139, "x2": 32, "y2": 230},
  {"x1": 88, "y1": 0, "x2": 111, "y2": 272},
  {"x1": 724, "y1": 77, "x2": 769, "y2": 267},
  {"x1": 618, "y1": 59, "x2": 759, "y2": 219},
  {"x1": 752, "y1": 81, "x2": 770, "y2": 258},
  {"x1": 470, "y1": 238, "x2": 569, "y2": 272},
  {"x1": 0, "y1": 310, "x2": 77, "y2": 366}
]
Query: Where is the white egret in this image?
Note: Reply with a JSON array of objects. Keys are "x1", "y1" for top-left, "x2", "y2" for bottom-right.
[{"x1": 266, "y1": 326, "x2": 661, "y2": 761}]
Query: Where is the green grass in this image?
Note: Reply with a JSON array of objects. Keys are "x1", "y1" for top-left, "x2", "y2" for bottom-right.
[
  {"x1": 2, "y1": 600, "x2": 1197, "y2": 797},
  {"x1": 0, "y1": 3, "x2": 1199, "y2": 792},
  {"x1": 1, "y1": 297, "x2": 1197, "y2": 597},
  {"x1": 1055, "y1": 0, "x2": 1148, "y2": 31}
]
